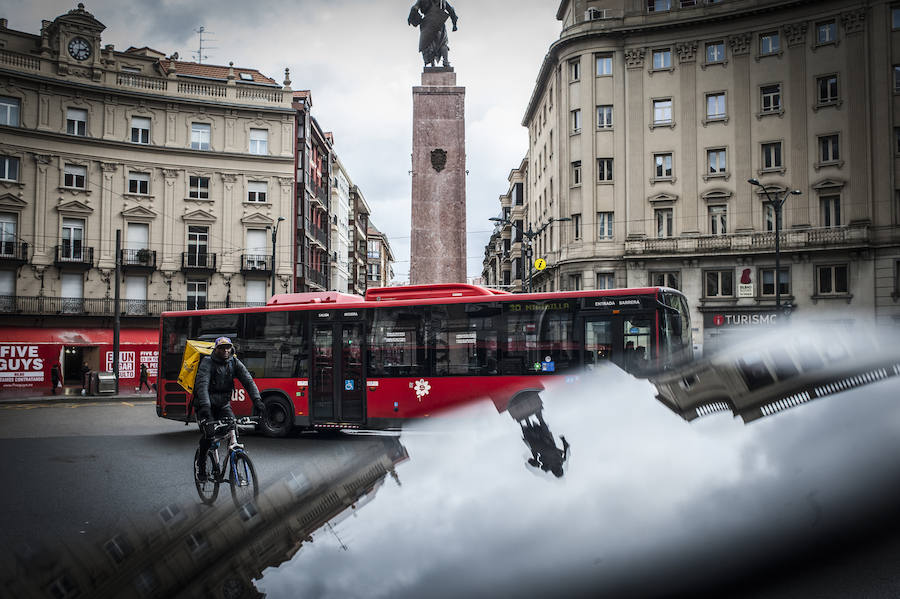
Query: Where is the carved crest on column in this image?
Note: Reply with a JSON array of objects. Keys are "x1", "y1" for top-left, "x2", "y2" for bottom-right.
[
  {"x1": 841, "y1": 9, "x2": 866, "y2": 35},
  {"x1": 624, "y1": 47, "x2": 646, "y2": 69},
  {"x1": 161, "y1": 168, "x2": 179, "y2": 179},
  {"x1": 222, "y1": 173, "x2": 238, "y2": 184},
  {"x1": 34, "y1": 154, "x2": 53, "y2": 165},
  {"x1": 430, "y1": 149, "x2": 447, "y2": 172},
  {"x1": 100, "y1": 162, "x2": 118, "y2": 173},
  {"x1": 277, "y1": 176, "x2": 294, "y2": 187},
  {"x1": 675, "y1": 41, "x2": 698, "y2": 64},
  {"x1": 783, "y1": 22, "x2": 808, "y2": 46},
  {"x1": 728, "y1": 33, "x2": 752, "y2": 56}
]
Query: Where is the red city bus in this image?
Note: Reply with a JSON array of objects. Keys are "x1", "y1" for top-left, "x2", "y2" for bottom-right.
[{"x1": 156, "y1": 284, "x2": 691, "y2": 436}]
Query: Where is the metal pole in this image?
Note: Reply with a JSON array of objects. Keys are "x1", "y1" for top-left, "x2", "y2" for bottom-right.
[
  {"x1": 519, "y1": 227, "x2": 525, "y2": 293},
  {"x1": 271, "y1": 224, "x2": 277, "y2": 297},
  {"x1": 113, "y1": 229, "x2": 121, "y2": 394},
  {"x1": 774, "y1": 194, "x2": 782, "y2": 315}
]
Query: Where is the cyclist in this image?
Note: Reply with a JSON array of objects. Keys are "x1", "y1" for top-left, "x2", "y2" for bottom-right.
[{"x1": 194, "y1": 336, "x2": 264, "y2": 480}]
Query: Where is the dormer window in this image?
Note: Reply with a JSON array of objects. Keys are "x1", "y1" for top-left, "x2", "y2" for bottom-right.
[{"x1": 239, "y1": 73, "x2": 254, "y2": 81}]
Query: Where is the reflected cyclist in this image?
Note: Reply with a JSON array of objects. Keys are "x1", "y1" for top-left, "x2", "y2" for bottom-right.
[{"x1": 194, "y1": 337, "x2": 264, "y2": 480}]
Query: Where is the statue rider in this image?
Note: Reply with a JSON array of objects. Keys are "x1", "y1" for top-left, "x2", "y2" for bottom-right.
[{"x1": 408, "y1": 0, "x2": 459, "y2": 68}]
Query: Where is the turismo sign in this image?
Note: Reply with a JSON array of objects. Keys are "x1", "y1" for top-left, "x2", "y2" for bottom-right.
[{"x1": 704, "y1": 311, "x2": 779, "y2": 328}]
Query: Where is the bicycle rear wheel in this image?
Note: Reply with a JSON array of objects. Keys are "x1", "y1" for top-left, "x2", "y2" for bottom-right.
[
  {"x1": 230, "y1": 451, "x2": 259, "y2": 508},
  {"x1": 194, "y1": 447, "x2": 220, "y2": 505}
]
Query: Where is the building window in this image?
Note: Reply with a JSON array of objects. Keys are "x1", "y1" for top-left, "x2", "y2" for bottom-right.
[
  {"x1": 816, "y1": 21, "x2": 837, "y2": 45},
  {"x1": 569, "y1": 273, "x2": 583, "y2": 291},
  {"x1": 571, "y1": 161, "x2": 582, "y2": 185},
  {"x1": 573, "y1": 213, "x2": 582, "y2": 240},
  {"x1": 706, "y1": 92, "x2": 726, "y2": 120},
  {"x1": 64, "y1": 164, "x2": 87, "y2": 189},
  {"x1": 190, "y1": 122, "x2": 211, "y2": 150},
  {"x1": 818, "y1": 134, "x2": 840, "y2": 164},
  {"x1": 61, "y1": 218, "x2": 85, "y2": 260},
  {"x1": 128, "y1": 172, "x2": 150, "y2": 195},
  {"x1": 131, "y1": 116, "x2": 150, "y2": 144},
  {"x1": 104, "y1": 534, "x2": 134, "y2": 564},
  {"x1": 249, "y1": 128, "x2": 268, "y2": 155},
  {"x1": 894, "y1": 6, "x2": 900, "y2": 29},
  {"x1": 597, "y1": 211, "x2": 613, "y2": 239},
  {"x1": 596, "y1": 272, "x2": 615, "y2": 290},
  {"x1": 66, "y1": 108, "x2": 87, "y2": 136},
  {"x1": 0, "y1": 156, "x2": 18, "y2": 181},
  {"x1": 597, "y1": 158, "x2": 613, "y2": 182},
  {"x1": 761, "y1": 84, "x2": 782, "y2": 113},
  {"x1": 247, "y1": 181, "x2": 267, "y2": 202},
  {"x1": 47, "y1": 575, "x2": 80, "y2": 599},
  {"x1": 895, "y1": 128, "x2": 900, "y2": 154},
  {"x1": 765, "y1": 204, "x2": 775, "y2": 231},
  {"x1": 367, "y1": 239, "x2": 380, "y2": 259},
  {"x1": 648, "y1": 0, "x2": 672, "y2": 12},
  {"x1": 187, "y1": 225, "x2": 209, "y2": 267},
  {"x1": 653, "y1": 98, "x2": 673, "y2": 125},
  {"x1": 705, "y1": 41, "x2": 725, "y2": 63},
  {"x1": 760, "y1": 267, "x2": 790, "y2": 296},
  {"x1": 596, "y1": 105, "x2": 613, "y2": 129},
  {"x1": 655, "y1": 207, "x2": 673, "y2": 237},
  {"x1": 0, "y1": 213, "x2": 17, "y2": 256},
  {"x1": 760, "y1": 32, "x2": 780, "y2": 55},
  {"x1": 571, "y1": 109, "x2": 581, "y2": 132},
  {"x1": 707, "y1": 148, "x2": 727, "y2": 176},
  {"x1": 709, "y1": 205, "x2": 727, "y2": 235},
  {"x1": 0, "y1": 97, "x2": 19, "y2": 126},
  {"x1": 185, "y1": 279, "x2": 206, "y2": 309},
  {"x1": 596, "y1": 54, "x2": 613, "y2": 76},
  {"x1": 761, "y1": 142, "x2": 783, "y2": 170},
  {"x1": 189, "y1": 176, "x2": 210, "y2": 199},
  {"x1": 654, "y1": 153, "x2": 673, "y2": 179},
  {"x1": 652, "y1": 49, "x2": 672, "y2": 69},
  {"x1": 821, "y1": 195, "x2": 841, "y2": 227},
  {"x1": 569, "y1": 59, "x2": 580, "y2": 82},
  {"x1": 650, "y1": 271, "x2": 680, "y2": 290},
  {"x1": 817, "y1": 75, "x2": 839, "y2": 105},
  {"x1": 816, "y1": 264, "x2": 848, "y2": 295},
  {"x1": 705, "y1": 270, "x2": 734, "y2": 297}
]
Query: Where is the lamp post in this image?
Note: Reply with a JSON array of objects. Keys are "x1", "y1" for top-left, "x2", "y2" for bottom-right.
[
  {"x1": 489, "y1": 216, "x2": 571, "y2": 293},
  {"x1": 748, "y1": 179, "x2": 801, "y2": 316},
  {"x1": 270, "y1": 216, "x2": 285, "y2": 297}
]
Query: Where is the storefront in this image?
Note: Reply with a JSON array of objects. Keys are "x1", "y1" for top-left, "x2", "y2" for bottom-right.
[
  {"x1": 0, "y1": 328, "x2": 159, "y2": 395},
  {"x1": 700, "y1": 307, "x2": 785, "y2": 356}
]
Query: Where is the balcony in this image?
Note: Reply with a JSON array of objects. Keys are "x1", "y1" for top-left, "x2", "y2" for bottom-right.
[
  {"x1": 0, "y1": 241, "x2": 27, "y2": 266},
  {"x1": 54, "y1": 245, "x2": 94, "y2": 270},
  {"x1": 241, "y1": 254, "x2": 273, "y2": 275},
  {"x1": 120, "y1": 248, "x2": 157, "y2": 272},
  {"x1": 624, "y1": 226, "x2": 868, "y2": 257},
  {"x1": 181, "y1": 252, "x2": 217, "y2": 273},
  {"x1": 305, "y1": 266, "x2": 328, "y2": 289},
  {"x1": 0, "y1": 295, "x2": 261, "y2": 316},
  {"x1": 306, "y1": 222, "x2": 329, "y2": 248}
]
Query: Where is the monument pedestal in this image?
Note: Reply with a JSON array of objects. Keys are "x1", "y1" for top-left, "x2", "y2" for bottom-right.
[{"x1": 410, "y1": 67, "x2": 466, "y2": 285}]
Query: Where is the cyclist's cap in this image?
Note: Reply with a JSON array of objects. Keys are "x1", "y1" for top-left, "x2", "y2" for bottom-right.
[{"x1": 214, "y1": 336, "x2": 233, "y2": 348}]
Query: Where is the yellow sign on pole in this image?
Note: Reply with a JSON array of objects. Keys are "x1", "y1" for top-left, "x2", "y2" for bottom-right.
[{"x1": 534, "y1": 258, "x2": 547, "y2": 271}]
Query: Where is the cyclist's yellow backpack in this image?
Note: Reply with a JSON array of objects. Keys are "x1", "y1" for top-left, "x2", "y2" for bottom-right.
[{"x1": 177, "y1": 340, "x2": 215, "y2": 394}]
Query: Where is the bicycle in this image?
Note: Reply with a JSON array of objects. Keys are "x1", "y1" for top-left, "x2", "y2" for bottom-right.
[{"x1": 193, "y1": 417, "x2": 259, "y2": 507}]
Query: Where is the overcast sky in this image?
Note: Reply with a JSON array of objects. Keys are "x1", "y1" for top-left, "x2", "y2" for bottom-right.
[{"x1": 6, "y1": 0, "x2": 561, "y2": 282}]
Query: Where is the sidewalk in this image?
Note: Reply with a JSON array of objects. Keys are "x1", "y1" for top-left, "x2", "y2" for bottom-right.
[{"x1": 0, "y1": 390, "x2": 156, "y2": 405}]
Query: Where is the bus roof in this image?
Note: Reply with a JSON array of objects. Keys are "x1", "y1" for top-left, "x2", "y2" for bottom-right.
[{"x1": 160, "y1": 284, "x2": 682, "y2": 317}]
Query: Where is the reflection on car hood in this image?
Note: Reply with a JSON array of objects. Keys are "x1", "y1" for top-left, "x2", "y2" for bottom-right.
[{"x1": 8, "y1": 323, "x2": 900, "y2": 599}]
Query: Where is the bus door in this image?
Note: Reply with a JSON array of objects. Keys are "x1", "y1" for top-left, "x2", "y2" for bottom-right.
[
  {"x1": 580, "y1": 314, "x2": 620, "y2": 370},
  {"x1": 310, "y1": 310, "x2": 366, "y2": 424}
]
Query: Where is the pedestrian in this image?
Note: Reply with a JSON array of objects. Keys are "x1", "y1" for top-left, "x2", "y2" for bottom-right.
[
  {"x1": 81, "y1": 361, "x2": 91, "y2": 396},
  {"x1": 139, "y1": 363, "x2": 152, "y2": 392},
  {"x1": 50, "y1": 362, "x2": 62, "y2": 395}
]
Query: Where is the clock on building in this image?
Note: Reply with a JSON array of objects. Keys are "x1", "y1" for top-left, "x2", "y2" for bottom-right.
[{"x1": 67, "y1": 37, "x2": 92, "y2": 61}]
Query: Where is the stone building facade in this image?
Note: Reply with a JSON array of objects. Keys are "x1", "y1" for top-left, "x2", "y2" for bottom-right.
[
  {"x1": 488, "y1": 0, "x2": 900, "y2": 353},
  {"x1": 348, "y1": 185, "x2": 370, "y2": 295},
  {"x1": 366, "y1": 223, "x2": 395, "y2": 288},
  {"x1": 330, "y1": 153, "x2": 352, "y2": 293},
  {"x1": 0, "y1": 5, "x2": 294, "y2": 389}
]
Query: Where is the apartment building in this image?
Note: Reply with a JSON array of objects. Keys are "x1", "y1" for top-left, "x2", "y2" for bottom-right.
[
  {"x1": 0, "y1": 5, "x2": 294, "y2": 391},
  {"x1": 348, "y1": 185, "x2": 370, "y2": 295},
  {"x1": 496, "y1": 0, "x2": 900, "y2": 352},
  {"x1": 366, "y1": 223, "x2": 395, "y2": 288},
  {"x1": 329, "y1": 153, "x2": 352, "y2": 293}
]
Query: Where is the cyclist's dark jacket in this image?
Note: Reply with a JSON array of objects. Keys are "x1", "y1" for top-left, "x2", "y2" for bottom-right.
[{"x1": 194, "y1": 353, "x2": 261, "y2": 421}]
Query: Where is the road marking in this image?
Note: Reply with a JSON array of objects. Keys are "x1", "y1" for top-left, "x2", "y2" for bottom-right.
[{"x1": 0, "y1": 400, "x2": 154, "y2": 410}]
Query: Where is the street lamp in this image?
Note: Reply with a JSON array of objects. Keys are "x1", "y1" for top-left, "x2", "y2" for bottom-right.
[
  {"x1": 748, "y1": 179, "x2": 801, "y2": 316},
  {"x1": 489, "y1": 216, "x2": 571, "y2": 293},
  {"x1": 270, "y1": 216, "x2": 286, "y2": 297}
]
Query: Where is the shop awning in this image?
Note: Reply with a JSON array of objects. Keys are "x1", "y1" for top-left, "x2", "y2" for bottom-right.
[{"x1": 0, "y1": 327, "x2": 158, "y2": 345}]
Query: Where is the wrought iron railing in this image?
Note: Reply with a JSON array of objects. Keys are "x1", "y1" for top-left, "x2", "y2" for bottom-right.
[
  {"x1": 181, "y1": 252, "x2": 217, "y2": 270},
  {"x1": 241, "y1": 254, "x2": 273, "y2": 273},
  {"x1": 54, "y1": 245, "x2": 94, "y2": 267},
  {"x1": 0, "y1": 241, "x2": 27, "y2": 262},
  {"x1": 121, "y1": 248, "x2": 157, "y2": 268}
]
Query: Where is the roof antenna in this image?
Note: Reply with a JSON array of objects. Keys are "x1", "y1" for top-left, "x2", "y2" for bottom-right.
[{"x1": 192, "y1": 26, "x2": 217, "y2": 64}]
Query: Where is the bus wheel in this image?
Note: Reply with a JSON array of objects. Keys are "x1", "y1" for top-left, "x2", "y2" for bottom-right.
[{"x1": 260, "y1": 395, "x2": 293, "y2": 438}]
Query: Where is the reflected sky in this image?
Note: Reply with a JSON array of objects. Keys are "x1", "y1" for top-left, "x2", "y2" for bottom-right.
[{"x1": 259, "y1": 323, "x2": 900, "y2": 598}]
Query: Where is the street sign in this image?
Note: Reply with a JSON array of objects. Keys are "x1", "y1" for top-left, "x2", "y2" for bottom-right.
[{"x1": 534, "y1": 258, "x2": 546, "y2": 271}]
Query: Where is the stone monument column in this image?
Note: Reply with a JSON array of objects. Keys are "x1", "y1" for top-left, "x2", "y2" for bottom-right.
[{"x1": 410, "y1": 67, "x2": 466, "y2": 284}]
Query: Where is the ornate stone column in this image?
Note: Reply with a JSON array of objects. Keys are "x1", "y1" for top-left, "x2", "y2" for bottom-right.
[
  {"x1": 32, "y1": 154, "x2": 53, "y2": 262},
  {"x1": 728, "y1": 33, "x2": 753, "y2": 231},
  {"x1": 221, "y1": 173, "x2": 238, "y2": 270},
  {"x1": 785, "y1": 22, "x2": 810, "y2": 227},
  {"x1": 161, "y1": 169, "x2": 179, "y2": 269},
  {"x1": 99, "y1": 161, "x2": 118, "y2": 268},
  {"x1": 841, "y1": 8, "x2": 870, "y2": 224},
  {"x1": 676, "y1": 41, "x2": 699, "y2": 234},
  {"x1": 624, "y1": 47, "x2": 646, "y2": 239}
]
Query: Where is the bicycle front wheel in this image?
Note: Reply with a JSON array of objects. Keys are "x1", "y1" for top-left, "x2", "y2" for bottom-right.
[
  {"x1": 194, "y1": 447, "x2": 220, "y2": 505},
  {"x1": 230, "y1": 451, "x2": 259, "y2": 508}
]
